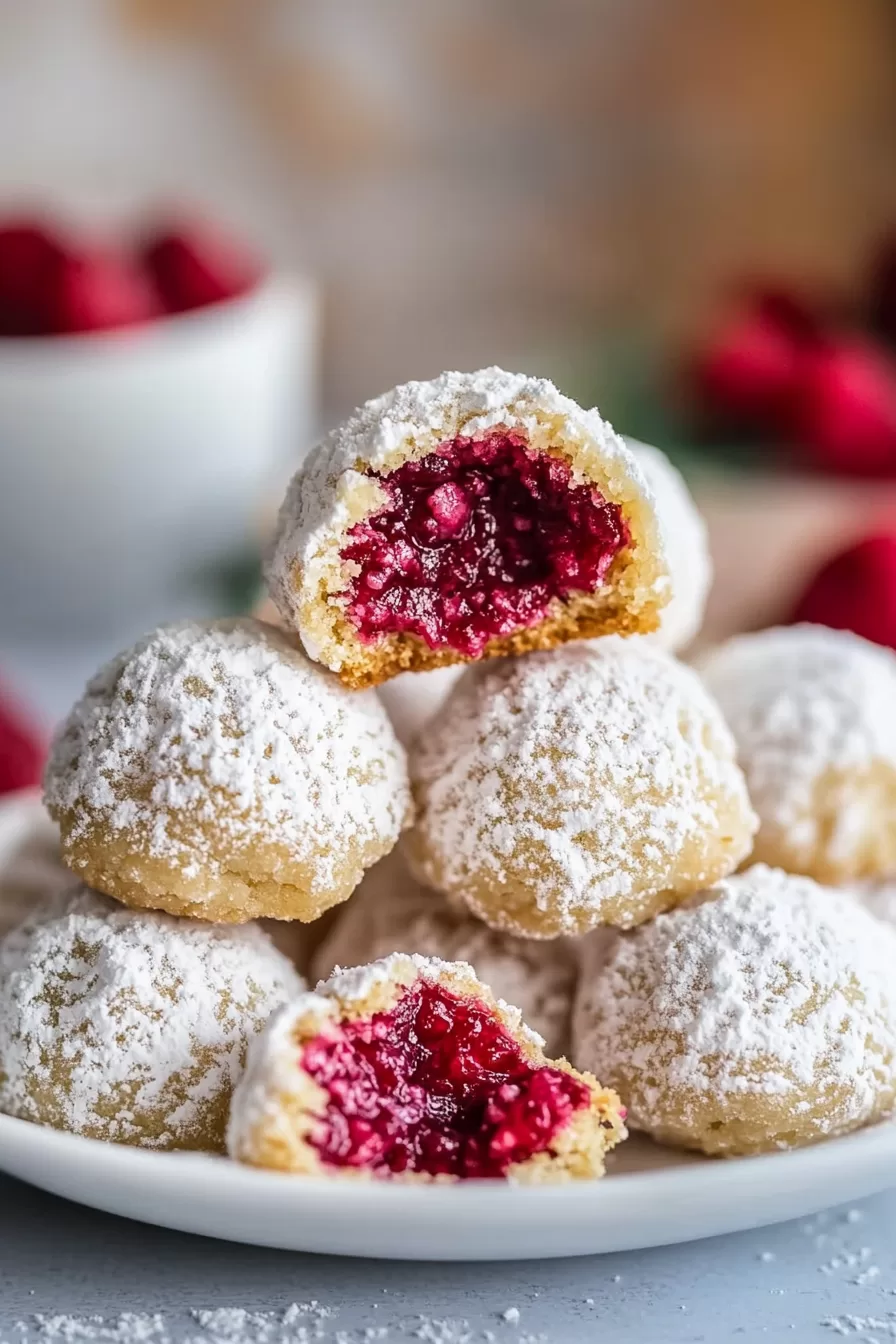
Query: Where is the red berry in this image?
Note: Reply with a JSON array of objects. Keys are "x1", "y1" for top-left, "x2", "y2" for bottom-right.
[
  {"x1": 0, "y1": 220, "x2": 68, "y2": 336},
  {"x1": 0, "y1": 690, "x2": 44, "y2": 795},
  {"x1": 141, "y1": 221, "x2": 262, "y2": 314},
  {"x1": 752, "y1": 287, "x2": 822, "y2": 345},
  {"x1": 48, "y1": 247, "x2": 159, "y2": 334},
  {"x1": 792, "y1": 532, "x2": 896, "y2": 649},
  {"x1": 791, "y1": 339, "x2": 896, "y2": 476},
  {"x1": 693, "y1": 290, "x2": 818, "y2": 431}
]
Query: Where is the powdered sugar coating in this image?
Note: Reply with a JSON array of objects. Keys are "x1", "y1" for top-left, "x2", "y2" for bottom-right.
[
  {"x1": 44, "y1": 618, "x2": 411, "y2": 921},
  {"x1": 406, "y1": 638, "x2": 756, "y2": 937},
  {"x1": 698, "y1": 625, "x2": 896, "y2": 883},
  {"x1": 266, "y1": 368, "x2": 670, "y2": 681},
  {"x1": 626, "y1": 439, "x2": 711, "y2": 652},
  {"x1": 0, "y1": 883, "x2": 301, "y2": 1150},
  {"x1": 573, "y1": 865, "x2": 896, "y2": 1154},
  {"x1": 311, "y1": 850, "x2": 578, "y2": 1054}
]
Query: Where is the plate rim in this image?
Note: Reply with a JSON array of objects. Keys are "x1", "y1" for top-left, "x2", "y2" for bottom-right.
[{"x1": 1, "y1": 1108, "x2": 895, "y2": 1204}]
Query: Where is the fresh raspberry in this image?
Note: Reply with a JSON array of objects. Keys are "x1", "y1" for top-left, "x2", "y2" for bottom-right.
[
  {"x1": 141, "y1": 221, "x2": 262, "y2": 314},
  {"x1": 0, "y1": 690, "x2": 44, "y2": 795},
  {"x1": 693, "y1": 288, "x2": 820, "y2": 432},
  {"x1": 791, "y1": 533, "x2": 896, "y2": 649},
  {"x1": 0, "y1": 220, "x2": 68, "y2": 336},
  {"x1": 48, "y1": 247, "x2": 159, "y2": 334},
  {"x1": 790, "y1": 339, "x2": 896, "y2": 476}
]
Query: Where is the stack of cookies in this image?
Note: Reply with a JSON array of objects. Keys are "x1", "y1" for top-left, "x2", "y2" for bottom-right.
[{"x1": 2, "y1": 367, "x2": 896, "y2": 1179}]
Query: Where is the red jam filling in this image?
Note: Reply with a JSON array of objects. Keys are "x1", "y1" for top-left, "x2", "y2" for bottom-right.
[
  {"x1": 301, "y1": 980, "x2": 590, "y2": 1178},
  {"x1": 340, "y1": 430, "x2": 629, "y2": 657}
]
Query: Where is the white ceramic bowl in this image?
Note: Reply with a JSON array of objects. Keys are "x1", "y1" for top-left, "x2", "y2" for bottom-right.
[{"x1": 0, "y1": 277, "x2": 315, "y2": 634}]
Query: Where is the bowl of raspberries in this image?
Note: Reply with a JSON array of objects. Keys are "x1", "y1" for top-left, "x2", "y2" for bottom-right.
[{"x1": 0, "y1": 214, "x2": 314, "y2": 634}]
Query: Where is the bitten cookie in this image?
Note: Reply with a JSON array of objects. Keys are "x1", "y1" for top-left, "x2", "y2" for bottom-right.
[
  {"x1": 228, "y1": 953, "x2": 625, "y2": 1181},
  {"x1": 573, "y1": 865, "x2": 896, "y2": 1156},
  {"x1": 44, "y1": 618, "x2": 411, "y2": 923},
  {"x1": 267, "y1": 368, "x2": 671, "y2": 688},
  {"x1": 406, "y1": 639, "x2": 756, "y2": 937}
]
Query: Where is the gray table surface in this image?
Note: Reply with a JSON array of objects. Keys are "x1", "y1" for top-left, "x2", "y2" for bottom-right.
[{"x1": 2, "y1": 1173, "x2": 896, "y2": 1344}]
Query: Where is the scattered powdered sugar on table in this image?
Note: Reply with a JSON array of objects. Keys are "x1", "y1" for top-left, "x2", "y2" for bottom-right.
[
  {"x1": 574, "y1": 866, "x2": 896, "y2": 1129},
  {"x1": 9, "y1": 1307, "x2": 552, "y2": 1344},
  {"x1": 0, "y1": 884, "x2": 300, "y2": 1148},
  {"x1": 18, "y1": 1317, "x2": 168, "y2": 1344},
  {"x1": 44, "y1": 618, "x2": 409, "y2": 891},
  {"x1": 698, "y1": 625, "x2": 896, "y2": 874},
  {"x1": 823, "y1": 1313, "x2": 896, "y2": 1338},
  {"x1": 12, "y1": 1305, "x2": 336, "y2": 1344},
  {"x1": 412, "y1": 1321, "x2": 472, "y2": 1344},
  {"x1": 811, "y1": 1206, "x2": 896, "y2": 1339},
  {"x1": 411, "y1": 638, "x2": 753, "y2": 926}
]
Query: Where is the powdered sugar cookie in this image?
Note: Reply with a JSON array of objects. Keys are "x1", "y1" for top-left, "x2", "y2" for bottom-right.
[
  {"x1": 626, "y1": 439, "x2": 711, "y2": 652},
  {"x1": 698, "y1": 625, "x2": 896, "y2": 884},
  {"x1": 573, "y1": 866, "x2": 896, "y2": 1156},
  {"x1": 227, "y1": 953, "x2": 625, "y2": 1181},
  {"x1": 311, "y1": 851, "x2": 578, "y2": 1055},
  {"x1": 406, "y1": 639, "x2": 756, "y2": 937},
  {"x1": 0, "y1": 883, "x2": 301, "y2": 1150},
  {"x1": 267, "y1": 368, "x2": 671, "y2": 689},
  {"x1": 44, "y1": 618, "x2": 411, "y2": 923}
]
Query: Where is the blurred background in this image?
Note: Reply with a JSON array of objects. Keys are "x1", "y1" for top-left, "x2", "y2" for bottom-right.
[{"x1": 3, "y1": 0, "x2": 896, "y2": 787}]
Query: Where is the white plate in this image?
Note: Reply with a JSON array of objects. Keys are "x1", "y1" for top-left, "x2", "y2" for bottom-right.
[
  {"x1": 2, "y1": 1112, "x2": 896, "y2": 1260},
  {"x1": 2, "y1": 791, "x2": 896, "y2": 1261}
]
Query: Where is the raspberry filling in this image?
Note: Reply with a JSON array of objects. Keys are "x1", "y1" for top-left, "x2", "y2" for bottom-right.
[
  {"x1": 301, "y1": 980, "x2": 590, "y2": 1178},
  {"x1": 340, "y1": 431, "x2": 629, "y2": 657}
]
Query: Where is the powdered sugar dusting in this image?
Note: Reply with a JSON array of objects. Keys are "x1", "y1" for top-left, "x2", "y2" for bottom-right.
[
  {"x1": 323, "y1": 950, "x2": 457, "y2": 1003},
  {"x1": 698, "y1": 625, "x2": 896, "y2": 878},
  {"x1": 14, "y1": 1304, "x2": 339, "y2": 1344},
  {"x1": 574, "y1": 865, "x2": 896, "y2": 1136},
  {"x1": 44, "y1": 618, "x2": 410, "y2": 895},
  {"x1": 11, "y1": 1306, "x2": 538, "y2": 1344},
  {"x1": 410, "y1": 638, "x2": 754, "y2": 931},
  {"x1": 0, "y1": 884, "x2": 301, "y2": 1149},
  {"x1": 313, "y1": 951, "x2": 544, "y2": 1039}
]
